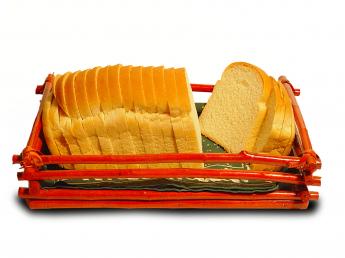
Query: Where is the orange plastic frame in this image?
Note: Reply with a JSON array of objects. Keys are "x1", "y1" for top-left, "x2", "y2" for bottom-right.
[{"x1": 13, "y1": 75, "x2": 321, "y2": 209}]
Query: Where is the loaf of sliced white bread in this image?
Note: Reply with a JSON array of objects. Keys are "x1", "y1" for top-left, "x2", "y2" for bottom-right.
[
  {"x1": 42, "y1": 65, "x2": 203, "y2": 169},
  {"x1": 199, "y1": 62, "x2": 295, "y2": 171}
]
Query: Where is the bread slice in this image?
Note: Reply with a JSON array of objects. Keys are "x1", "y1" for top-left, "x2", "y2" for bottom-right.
[
  {"x1": 75, "y1": 69, "x2": 102, "y2": 157},
  {"x1": 264, "y1": 80, "x2": 294, "y2": 156},
  {"x1": 131, "y1": 66, "x2": 165, "y2": 168},
  {"x1": 232, "y1": 63, "x2": 273, "y2": 151},
  {"x1": 276, "y1": 80, "x2": 295, "y2": 152},
  {"x1": 70, "y1": 118, "x2": 95, "y2": 156},
  {"x1": 105, "y1": 64, "x2": 136, "y2": 169},
  {"x1": 119, "y1": 65, "x2": 145, "y2": 168},
  {"x1": 64, "y1": 70, "x2": 103, "y2": 168},
  {"x1": 72, "y1": 67, "x2": 114, "y2": 169},
  {"x1": 73, "y1": 69, "x2": 108, "y2": 169},
  {"x1": 74, "y1": 69, "x2": 99, "y2": 152},
  {"x1": 65, "y1": 71, "x2": 97, "y2": 158},
  {"x1": 42, "y1": 75, "x2": 61, "y2": 156},
  {"x1": 91, "y1": 67, "x2": 115, "y2": 167},
  {"x1": 251, "y1": 79, "x2": 295, "y2": 171},
  {"x1": 174, "y1": 68, "x2": 203, "y2": 168},
  {"x1": 58, "y1": 109, "x2": 84, "y2": 170},
  {"x1": 141, "y1": 66, "x2": 167, "y2": 167},
  {"x1": 42, "y1": 75, "x2": 75, "y2": 169},
  {"x1": 164, "y1": 68, "x2": 184, "y2": 168},
  {"x1": 108, "y1": 65, "x2": 123, "y2": 108},
  {"x1": 98, "y1": 66, "x2": 113, "y2": 112},
  {"x1": 152, "y1": 66, "x2": 178, "y2": 168},
  {"x1": 96, "y1": 66, "x2": 122, "y2": 169},
  {"x1": 74, "y1": 70, "x2": 93, "y2": 118},
  {"x1": 253, "y1": 77, "x2": 285, "y2": 153},
  {"x1": 42, "y1": 75, "x2": 69, "y2": 157},
  {"x1": 56, "y1": 73, "x2": 85, "y2": 169},
  {"x1": 130, "y1": 66, "x2": 151, "y2": 168},
  {"x1": 86, "y1": 67, "x2": 101, "y2": 116},
  {"x1": 64, "y1": 71, "x2": 81, "y2": 118},
  {"x1": 102, "y1": 65, "x2": 128, "y2": 169},
  {"x1": 131, "y1": 67, "x2": 153, "y2": 149},
  {"x1": 49, "y1": 98, "x2": 74, "y2": 169},
  {"x1": 280, "y1": 82, "x2": 295, "y2": 155},
  {"x1": 269, "y1": 79, "x2": 288, "y2": 152},
  {"x1": 250, "y1": 77, "x2": 285, "y2": 171},
  {"x1": 199, "y1": 62, "x2": 272, "y2": 153},
  {"x1": 52, "y1": 72, "x2": 71, "y2": 116}
]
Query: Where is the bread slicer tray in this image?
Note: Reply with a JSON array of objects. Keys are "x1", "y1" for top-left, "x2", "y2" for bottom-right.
[{"x1": 12, "y1": 75, "x2": 321, "y2": 210}]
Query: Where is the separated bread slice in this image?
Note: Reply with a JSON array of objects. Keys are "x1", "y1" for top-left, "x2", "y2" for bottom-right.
[
  {"x1": 252, "y1": 104, "x2": 295, "y2": 170},
  {"x1": 119, "y1": 65, "x2": 145, "y2": 168},
  {"x1": 280, "y1": 82, "x2": 295, "y2": 156},
  {"x1": 251, "y1": 77, "x2": 285, "y2": 171},
  {"x1": 152, "y1": 66, "x2": 178, "y2": 168},
  {"x1": 268, "y1": 79, "x2": 289, "y2": 152},
  {"x1": 199, "y1": 62, "x2": 272, "y2": 153},
  {"x1": 253, "y1": 77, "x2": 285, "y2": 154},
  {"x1": 251, "y1": 79, "x2": 295, "y2": 171},
  {"x1": 276, "y1": 80, "x2": 295, "y2": 151},
  {"x1": 174, "y1": 68, "x2": 203, "y2": 168},
  {"x1": 265, "y1": 80, "x2": 294, "y2": 156},
  {"x1": 230, "y1": 63, "x2": 273, "y2": 151}
]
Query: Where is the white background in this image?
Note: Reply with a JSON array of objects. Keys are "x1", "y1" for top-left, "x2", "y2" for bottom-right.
[{"x1": 0, "y1": 0, "x2": 344, "y2": 257}]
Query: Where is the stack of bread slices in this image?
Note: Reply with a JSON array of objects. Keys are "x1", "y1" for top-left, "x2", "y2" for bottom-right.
[
  {"x1": 199, "y1": 62, "x2": 295, "y2": 170},
  {"x1": 42, "y1": 61, "x2": 295, "y2": 172},
  {"x1": 42, "y1": 65, "x2": 203, "y2": 170}
]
